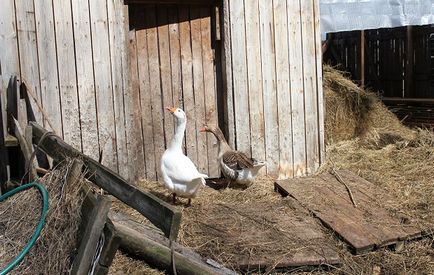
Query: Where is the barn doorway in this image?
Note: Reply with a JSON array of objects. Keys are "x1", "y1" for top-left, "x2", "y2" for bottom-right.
[{"x1": 128, "y1": 3, "x2": 223, "y2": 179}]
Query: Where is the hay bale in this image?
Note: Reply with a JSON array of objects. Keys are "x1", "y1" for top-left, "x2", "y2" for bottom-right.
[
  {"x1": 0, "y1": 159, "x2": 85, "y2": 274},
  {"x1": 323, "y1": 65, "x2": 413, "y2": 143}
]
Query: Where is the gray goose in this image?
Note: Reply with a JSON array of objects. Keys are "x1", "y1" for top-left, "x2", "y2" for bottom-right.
[{"x1": 199, "y1": 125, "x2": 266, "y2": 185}]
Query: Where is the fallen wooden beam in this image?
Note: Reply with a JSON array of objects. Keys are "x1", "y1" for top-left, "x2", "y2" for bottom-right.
[
  {"x1": 30, "y1": 121, "x2": 181, "y2": 240},
  {"x1": 110, "y1": 212, "x2": 237, "y2": 275}
]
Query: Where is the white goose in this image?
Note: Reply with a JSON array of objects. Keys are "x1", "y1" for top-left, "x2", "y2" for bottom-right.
[{"x1": 160, "y1": 107, "x2": 208, "y2": 206}]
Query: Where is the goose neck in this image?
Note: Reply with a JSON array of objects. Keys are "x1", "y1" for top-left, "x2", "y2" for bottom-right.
[{"x1": 169, "y1": 119, "x2": 186, "y2": 151}]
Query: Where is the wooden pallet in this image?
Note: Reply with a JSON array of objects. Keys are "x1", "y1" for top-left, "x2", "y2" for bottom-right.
[
  {"x1": 184, "y1": 199, "x2": 341, "y2": 272},
  {"x1": 275, "y1": 170, "x2": 431, "y2": 254}
]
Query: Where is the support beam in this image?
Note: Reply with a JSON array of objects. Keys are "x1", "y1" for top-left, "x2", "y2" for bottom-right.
[
  {"x1": 30, "y1": 121, "x2": 182, "y2": 240},
  {"x1": 111, "y1": 212, "x2": 236, "y2": 275}
]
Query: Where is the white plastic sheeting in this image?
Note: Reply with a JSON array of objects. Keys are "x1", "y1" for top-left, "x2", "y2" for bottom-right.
[{"x1": 320, "y1": 0, "x2": 434, "y2": 33}]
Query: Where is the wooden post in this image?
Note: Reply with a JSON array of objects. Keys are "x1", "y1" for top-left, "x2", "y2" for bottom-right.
[
  {"x1": 405, "y1": 26, "x2": 414, "y2": 98},
  {"x1": 30, "y1": 122, "x2": 182, "y2": 240},
  {"x1": 71, "y1": 196, "x2": 111, "y2": 275},
  {"x1": 0, "y1": 82, "x2": 8, "y2": 193},
  {"x1": 13, "y1": 118, "x2": 37, "y2": 180},
  {"x1": 360, "y1": 30, "x2": 365, "y2": 86}
]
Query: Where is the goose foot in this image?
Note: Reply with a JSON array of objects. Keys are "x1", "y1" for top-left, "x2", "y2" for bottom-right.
[
  {"x1": 172, "y1": 193, "x2": 177, "y2": 204},
  {"x1": 186, "y1": 198, "x2": 192, "y2": 207}
]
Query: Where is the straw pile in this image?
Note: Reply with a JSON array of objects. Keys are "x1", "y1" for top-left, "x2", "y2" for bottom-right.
[
  {"x1": 0, "y1": 159, "x2": 85, "y2": 274},
  {"x1": 323, "y1": 64, "x2": 414, "y2": 143}
]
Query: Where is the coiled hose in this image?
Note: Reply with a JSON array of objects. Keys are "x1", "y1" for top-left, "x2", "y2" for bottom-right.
[{"x1": 0, "y1": 182, "x2": 49, "y2": 275}]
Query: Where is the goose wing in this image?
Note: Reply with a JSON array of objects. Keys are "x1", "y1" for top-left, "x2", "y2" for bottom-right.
[
  {"x1": 222, "y1": 151, "x2": 254, "y2": 170},
  {"x1": 162, "y1": 153, "x2": 206, "y2": 183}
]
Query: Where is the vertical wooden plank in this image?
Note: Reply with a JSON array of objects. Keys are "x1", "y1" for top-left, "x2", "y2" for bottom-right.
[
  {"x1": 34, "y1": 0, "x2": 63, "y2": 136},
  {"x1": 259, "y1": 0, "x2": 279, "y2": 175},
  {"x1": 157, "y1": 7, "x2": 175, "y2": 148},
  {"x1": 146, "y1": 6, "x2": 165, "y2": 179},
  {"x1": 405, "y1": 26, "x2": 414, "y2": 98},
  {"x1": 15, "y1": 0, "x2": 43, "y2": 125},
  {"x1": 360, "y1": 30, "x2": 365, "y2": 86},
  {"x1": 89, "y1": 0, "x2": 118, "y2": 171},
  {"x1": 244, "y1": 0, "x2": 266, "y2": 171},
  {"x1": 200, "y1": 7, "x2": 219, "y2": 177},
  {"x1": 168, "y1": 8, "x2": 183, "y2": 113},
  {"x1": 71, "y1": 0, "x2": 99, "y2": 159},
  {"x1": 229, "y1": 0, "x2": 250, "y2": 154},
  {"x1": 287, "y1": 0, "x2": 306, "y2": 176},
  {"x1": 313, "y1": 0, "x2": 325, "y2": 166},
  {"x1": 107, "y1": 0, "x2": 129, "y2": 179},
  {"x1": 53, "y1": 0, "x2": 81, "y2": 151},
  {"x1": 190, "y1": 7, "x2": 208, "y2": 174},
  {"x1": 125, "y1": 30, "x2": 146, "y2": 183},
  {"x1": 221, "y1": 0, "x2": 235, "y2": 149},
  {"x1": 167, "y1": 7, "x2": 185, "y2": 152},
  {"x1": 135, "y1": 9, "x2": 157, "y2": 180},
  {"x1": 178, "y1": 7, "x2": 198, "y2": 167},
  {"x1": 273, "y1": 0, "x2": 293, "y2": 179},
  {"x1": 300, "y1": 0, "x2": 319, "y2": 174},
  {"x1": 0, "y1": 0, "x2": 20, "y2": 138}
]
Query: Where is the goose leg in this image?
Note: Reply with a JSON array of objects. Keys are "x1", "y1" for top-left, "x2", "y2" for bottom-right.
[
  {"x1": 172, "y1": 193, "x2": 177, "y2": 204},
  {"x1": 186, "y1": 198, "x2": 192, "y2": 207}
]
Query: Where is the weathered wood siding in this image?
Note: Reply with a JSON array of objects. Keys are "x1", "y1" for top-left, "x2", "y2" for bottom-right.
[
  {"x1": 223, "y1": 0, "x2": 325, "y2": 178},
  {"x1": 0, "y1": 0, "x2": 324, "y2": 182},
  {"x1": 0, "y1": 0, "x2": 130, "y2": 178}
]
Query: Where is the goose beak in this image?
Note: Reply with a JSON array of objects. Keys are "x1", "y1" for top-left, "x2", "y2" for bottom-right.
[
  {"x1": 199, "y1": 127, "x2": 206, "y2": 132},
  {"x1": 165, "y1": 106, "x2": 177, "y2": 113}
]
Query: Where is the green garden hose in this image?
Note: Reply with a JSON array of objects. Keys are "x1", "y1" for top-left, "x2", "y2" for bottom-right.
[{"x1": 0, "y1": 182, "x2": 49, "y2": 275}]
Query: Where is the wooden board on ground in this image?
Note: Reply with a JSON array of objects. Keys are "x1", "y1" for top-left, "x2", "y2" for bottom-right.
[
  {"x1": 275, "y1": 170, "x2": 431, "y2": 254},
  {"x1": 184, "y1": 199, "x2": 340, "y2": 272}
]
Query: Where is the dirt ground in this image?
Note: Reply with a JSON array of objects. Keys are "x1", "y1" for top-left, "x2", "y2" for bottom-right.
[{"x1": 109, "y1": 66, "x2": 434, "y2": 274}]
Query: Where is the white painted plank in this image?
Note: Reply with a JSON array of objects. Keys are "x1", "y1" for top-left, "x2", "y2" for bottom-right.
[
  {"x1": 145, "y1": 6, "x2": 165, "y2": 179},
  {"x1": 313, "y1": 0, "x2": 325, "y2": 166},
  {"x1": 125, "y1": 30, "x2": 146, "y2": 183},
  {"x1": 259, "y1": 0, "x2": 279, "y2": 175},
  {"x1": 179, "y1": 7, "x2": 198, "y2": 167},
  {"x1": 108, "y1": 0, "x2": 129, "y2": 179},
  {"x1": 135, "y1": 9, "x2": 157, "y2": 180},
  {"x1": 221, "y1": 0, "x2": 235, "y2": 149},
  {"x1": 200, "y1": 7, "x2": 219, "y2": 177},
  {"x1": 0, "y1": 0, "x2": 20, "y2": 137},
  {"x1": 157, "y1": 7, "x2": 175, "y2": 149},
  {"x1": 229, "y1": 0, "x2": 250, "y2": 154},
  {"x1": 244, "y1": 0, "x2": 266, "y2": 170},
  {"x1": 300, "y1": 0, "x2": 319, "y2": 175},
  {"x1": 53, "y1": 0, "x2": 82, "y2": 151},
  {"x1": 89, "y1": 0, "x2": 118, "y2": 171},
  {"x1": 287, "y1": 0, "x2": 306, "y2": 176},
  {"x1": 15, "y1": 0, "x2": 43, "y2": 125},
  {"x1": 190, "y1": 7, "x2": 208, "y2": 174},
  {"x1": 71, "y1": 0, "x2": 99, "y2": 159},
  {"x1": 273, "y1": 0, "x2": 293, "y2": 179},
  {"x1": 34, "y1": 0, "x2": 63, "y2": 136}
]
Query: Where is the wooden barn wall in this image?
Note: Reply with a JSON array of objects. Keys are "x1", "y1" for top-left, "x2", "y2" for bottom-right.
[
  {"x1": 222, "y1": 0, "x2": 325, "y2": 178},
  {"x1": 0, "y1": 0, "x2": 324, "y2": 182},
  {"x1": 0, "y1": 0, "x2": 132, "y2": 179},
  {"x1": 324, "y1": 25, "x2": 434, "y2": 98}
]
